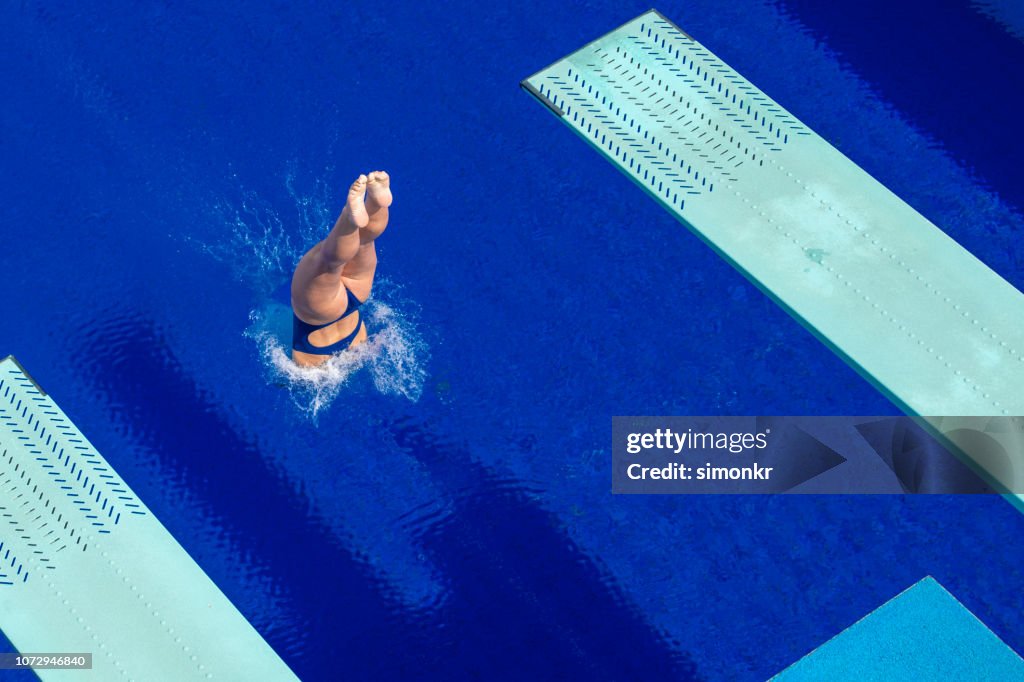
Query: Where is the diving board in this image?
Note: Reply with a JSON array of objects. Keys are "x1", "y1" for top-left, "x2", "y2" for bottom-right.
[
  {"x1": 772, "y1": 577, "x2": 1024, "y2": 680},
  {"x1": 521, "y1": 10, "x2": 1024, "y2": 502},
  {"x1": 0, "y1": 356, "x2": 297, "y2": 680}
]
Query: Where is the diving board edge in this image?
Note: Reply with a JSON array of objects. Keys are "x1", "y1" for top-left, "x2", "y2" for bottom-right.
[
  {"x1": 772, "y1": 577, "x2": 1024, "y2": 679},
  {"x1": 1, "y1": 354, "x2": 46, "y2": 396},
  {"x1": 520, "y1": 9, "x2": 1024, "y2": 509},
  {"x1": 0, "y1": 356, "x2": 298, "y2": 680},
  {"x1": 520, "y1": 9, "x2": 692, "y2": 117}
]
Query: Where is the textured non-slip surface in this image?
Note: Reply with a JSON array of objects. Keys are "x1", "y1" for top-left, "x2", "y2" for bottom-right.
[
  {"x1": 522, "y1": 9, "x2": 1024, "y2": 496},
  {"x1": 0, "y1": 356, "x2": 296, "y2": 681}
]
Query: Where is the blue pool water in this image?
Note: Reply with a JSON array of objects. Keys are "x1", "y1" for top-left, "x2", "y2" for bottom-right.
[{"x1": 2, "y1": 1, "x2": 1023, "y2": 680}]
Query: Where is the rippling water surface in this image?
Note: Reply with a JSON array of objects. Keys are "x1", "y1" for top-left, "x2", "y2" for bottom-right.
[{"x1": 1, "y1": 1, "x2": 1023, "y2": 679}]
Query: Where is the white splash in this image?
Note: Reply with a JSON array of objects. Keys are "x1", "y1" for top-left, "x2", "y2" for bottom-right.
[
  {"x1": 191, "y1": 170, "x2": 428, "y2": 417},
  {"x1": 246, "y1": 294, "x2": 427, "y2": 419},
  {"x1": 184, "y1": 168, "x2": 336, "y2": 293}
]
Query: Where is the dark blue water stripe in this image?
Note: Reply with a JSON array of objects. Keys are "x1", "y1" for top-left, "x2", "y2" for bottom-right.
[
  {"x1": 778, "y1": 0, "x2": 1024, "y2": 213},
  {"x1": 74, "y1": 312, "x2": 699, "y2": 681}
]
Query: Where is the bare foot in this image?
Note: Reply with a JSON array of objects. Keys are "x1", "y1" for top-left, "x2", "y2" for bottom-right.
[
  {"x1": 362, "y1": 170, "x2": 391, "y2": 242},
  {"x1": 344, "y1": 174, "x2": 370, "y2": 231}
]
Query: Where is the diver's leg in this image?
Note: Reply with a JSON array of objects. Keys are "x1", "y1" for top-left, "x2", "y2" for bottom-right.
[
  {"x1": 341, "y1": 171, "x2": 391, "y2": 294},
  {"x1": 291, "y1": 175, "x2": 369, "y2": 323}
]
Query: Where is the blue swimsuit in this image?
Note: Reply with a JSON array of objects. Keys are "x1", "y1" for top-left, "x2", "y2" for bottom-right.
[{"x1": 292, "y1": 288, "x2": 365, "y2": 355}]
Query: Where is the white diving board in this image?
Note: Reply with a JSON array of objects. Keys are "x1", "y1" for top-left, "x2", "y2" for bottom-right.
[
  {"x1": 0, "y1": 355, "x2": 298, "y2": 680},
  {"x1": 521, "y1": 10, "x2": 1024, "y2": 505}
]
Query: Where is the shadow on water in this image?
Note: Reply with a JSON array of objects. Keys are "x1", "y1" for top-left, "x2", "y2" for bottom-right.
[
  {"x1": 778, "y1": 0, "x2": 1024, "y2": 214},
  {"x1": 386, "y1": 415, "x2": 700, "y2": 681},
  {"x1": 74, "y1": 314, "x2": 417, "y2": 680},
  {"x1": 71, "y1": 311, "x2": 698, "y2": 680}
]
